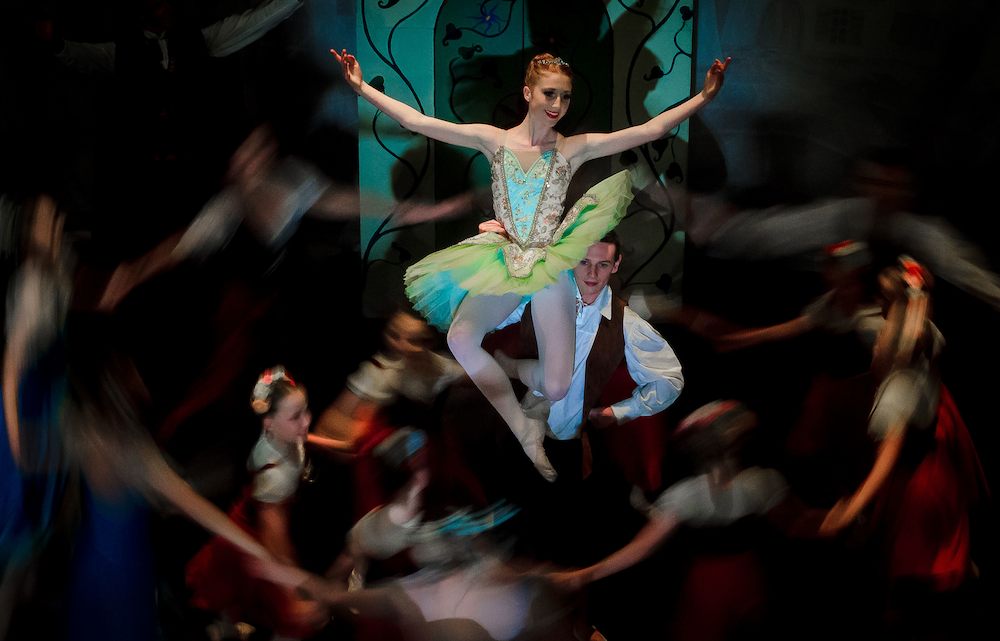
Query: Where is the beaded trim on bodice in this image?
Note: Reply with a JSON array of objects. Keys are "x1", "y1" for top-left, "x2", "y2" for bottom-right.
[{"x1": 490, "y1": 145, "x2": 576, "y2": 248}]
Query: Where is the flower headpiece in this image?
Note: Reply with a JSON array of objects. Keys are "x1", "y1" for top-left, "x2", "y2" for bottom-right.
[
  {"x1": 251, "y1": 365, "x2": 296, "y2": 415},
  {"x1": 536, "y1": 56, "x2": 570, "y2": 67},
  {"x1": 674, "y1": 399, "x2": 757, "y2": 464},
  {"x1": 677, "y1": 400, "x2": 755, "y2": 437},
  {"x1": 823, "y1": 239, "x2": 870, "y2": 270},
  {"x1": 898, "y1": 255, "x2": 927, "y2": 291},
  {"x1": 825, "y1": 239, "x2": 865, "y2": 259}
]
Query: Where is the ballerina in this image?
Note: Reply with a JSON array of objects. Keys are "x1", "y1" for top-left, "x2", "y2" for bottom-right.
[{"x1": 333, "y1": 48, "x2": 729, "y2": 481}]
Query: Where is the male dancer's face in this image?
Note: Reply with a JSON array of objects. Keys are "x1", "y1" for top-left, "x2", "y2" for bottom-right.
[{"x1": 574, "y1": 241, "x2": 621, "y2": 305}]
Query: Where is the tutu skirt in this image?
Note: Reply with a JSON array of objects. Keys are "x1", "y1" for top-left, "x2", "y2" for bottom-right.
[{"x1": 405, "y1": 170, "x2": 633, "y2": 331}]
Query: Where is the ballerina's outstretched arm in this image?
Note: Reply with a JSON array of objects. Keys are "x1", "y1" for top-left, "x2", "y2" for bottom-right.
[
  {"x1": 564, "y1": 57, "x2": 731, "y2": 166},
  {"x1": 332, "y1": 49, "x2": 501, "y2": 156}
]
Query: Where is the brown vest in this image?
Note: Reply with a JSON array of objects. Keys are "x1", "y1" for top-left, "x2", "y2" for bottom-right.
[{"x1": 520, "y1": 293, "x2": 628, "y2": 475}]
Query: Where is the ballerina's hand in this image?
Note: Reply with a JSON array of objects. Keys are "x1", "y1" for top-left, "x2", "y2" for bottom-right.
[
  {"x1": 701, "y1": 56, "x2": 732, "y2": 101},
  {"x1": 478, "y1": 219, "x2": 508, "y2": 237},
  {"x1": 330, "y1": 48, "x2": 363, "y2": 93}
]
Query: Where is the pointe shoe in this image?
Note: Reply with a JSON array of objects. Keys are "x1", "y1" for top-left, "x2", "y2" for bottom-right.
[
  {"x1": 521, "y1": 390, "x2": 552, "y2": 420},
  {"x1": 515, "y1": 417, "x2": 557, "y2": 482}
]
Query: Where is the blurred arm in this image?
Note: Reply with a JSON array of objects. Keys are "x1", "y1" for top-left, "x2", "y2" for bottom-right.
[
  {"x1": 141, "y1": 448, "x2": 272, "y2": 560},
  {"x1": 567, "y1": 58, "x2": 729, "y2": 165},
  {"x1": 845, "y1": 431, "x2": 903, "y2": 521},
  {"x1": 333, "y1": 49, "x2": 500, "y2": 154},
  {"x1": 713, "y1": 315, "x2": 815, "y2": 352},
  {"x1": 204, "y1": 0, "x2": 305, "y2": 58},
  {"x1": 555, "y1": 514, "x2": 678, "y2": 589},
  {"x1": 821, "y1": 429, "x2": 903, "y2": 534},
  {"x1": 313, "y1": 388, "x2": 378, "y2": 446},
  {"x1": 55, "y1": 40, "x2": 116, "y2": 73},
  {"x1": 257, "y1": 501, "x2": 297, "y2": 564}
]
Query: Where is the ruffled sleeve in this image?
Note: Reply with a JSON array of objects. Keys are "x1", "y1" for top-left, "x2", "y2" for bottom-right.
[{"x1": 249, "y1": 437, "x2": 301, "y2": 503}]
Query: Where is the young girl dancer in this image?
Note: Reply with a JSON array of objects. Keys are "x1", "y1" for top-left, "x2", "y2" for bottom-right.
[
  {"x1": 820, "y1": 258, "x2": 989, "y2": 637},
  {"x1": 186, "y1": 366, "x2": 327, "y2": 640}
]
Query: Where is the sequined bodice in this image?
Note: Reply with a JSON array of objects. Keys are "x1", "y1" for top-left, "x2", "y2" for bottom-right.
[{"x1": 490, "y1": 145, "x2": 575, "y2": 247}]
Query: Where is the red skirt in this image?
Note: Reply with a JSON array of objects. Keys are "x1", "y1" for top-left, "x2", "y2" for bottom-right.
[
  {"x1": 351, "y1": 414, "x2": 398, "y2": 519},
  {"x1": 672, "y1": 551, "x2": 767, "y2": 641},
  {"x1": 185, "y1": 494, "x2": 321, "y2": 638},
  {"x1": 877, "y1": 386, "x2": 988, "y2": 591}
]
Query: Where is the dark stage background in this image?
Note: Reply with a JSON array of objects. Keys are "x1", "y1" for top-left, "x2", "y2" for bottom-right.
[{"x1": 1, "y1": 1, "x2": 998, "y2": 640}]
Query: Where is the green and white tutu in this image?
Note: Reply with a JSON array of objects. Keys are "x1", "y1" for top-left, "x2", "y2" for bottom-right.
[{"x1": 405, "y1": 170, "x2": 633, "y2": 331}]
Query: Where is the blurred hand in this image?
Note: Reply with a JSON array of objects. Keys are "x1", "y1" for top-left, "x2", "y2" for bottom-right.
[
  {"x1": 288, "y1": 596, "x2": 330, "y2": 631},
  {"x1": 29, "y1": 194, "x2": 64, "y2": 261},
  {"x1": 393, "y1": 191, "x2": 479, "y2": 225},
  {"x1": 478, "y1": 219, "x2": 508, "y2": 237},
  {"x1": 250, "y1": 556, "x2": 310, "y2": 589},
  {"x1": 393, "y1": 199, "x2": 451, "y2": 225},
  {"x1": 228, "y1": 125, "x2": 278, "y2": 195},
  {"x1": 97, "y1": 263, "x2": 136, "y2": 311},
  {"x1": 547, "y1": 569, "x2": 590, "y2": 592},
  {"x1": 819, "y1": 498, "x2": 853, "y2": 536},
  {"x1": 587, "y1": 406, "x2": 617, "y2": 429}
]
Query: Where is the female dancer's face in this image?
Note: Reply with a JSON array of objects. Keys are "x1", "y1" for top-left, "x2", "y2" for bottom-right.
[
  {"x1": 385, "y1": 312, "x2": 434, "y2": 358},
  {"x1": 264, "y1": 389, "x2": 311, "y2": 444},
  {"x1": 523, "y1": 71, "x2": 572, "y2": 126}
]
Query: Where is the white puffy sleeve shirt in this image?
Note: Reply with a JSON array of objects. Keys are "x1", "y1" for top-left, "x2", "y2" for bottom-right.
[
  {"x1": 249, "y1": 434, "x2": 304, "y2": 504},
  {"x1": 499, "y1": 282, "x2": 683, "y2": 439},
  {"x1": 650, "y1": 467, "x2": 788, "y2": 526},
  {"x1": 346, "y1": 351, "x2": 465, "y2": 406}
]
